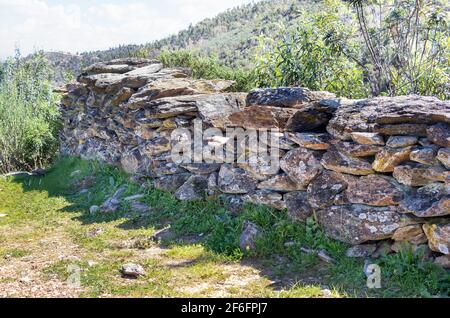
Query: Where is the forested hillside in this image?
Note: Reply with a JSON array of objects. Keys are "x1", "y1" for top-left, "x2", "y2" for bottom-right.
[{"x1": 80, "y1": 0, "x2": 313, "y2": 68}]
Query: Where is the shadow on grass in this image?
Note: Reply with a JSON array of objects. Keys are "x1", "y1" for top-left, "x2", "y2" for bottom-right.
[{"x1": 7, "y1": 156, "x2": 450, "y2": 298}]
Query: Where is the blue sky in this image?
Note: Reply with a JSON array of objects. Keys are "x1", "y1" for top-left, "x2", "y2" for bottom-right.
[{"x1": 0, "y1": 0, "x2": 256, "y2": 59}]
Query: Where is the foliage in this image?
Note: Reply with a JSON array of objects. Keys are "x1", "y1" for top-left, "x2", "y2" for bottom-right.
[
  {"x1": 158, "y1": 50, "x2": 254, "y2": 92},
  {"x1": 254, "y1": 0, "x2": 370, "y2": 98},
  {"x1": 0, "y1": 51, "x2": 60, "y2": 173},
  {"x1": 342, "y1": 0, "x2": 449, "y2": 98},
  {"x1": 254, "y1": 0, "x2": 449, "y2": 99}
]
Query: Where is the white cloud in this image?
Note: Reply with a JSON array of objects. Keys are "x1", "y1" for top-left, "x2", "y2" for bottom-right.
[{"x1": 0, "y1": 0, "x2": 255, "y2": 59}]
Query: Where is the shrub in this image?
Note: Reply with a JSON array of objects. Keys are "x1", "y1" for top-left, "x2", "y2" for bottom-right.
[
  {"x1": 158, "y1": 50, "x2": 255, "y2": 92},
  {"x1": 0, "y1": 51, "x2": 60, "y2": 173}
]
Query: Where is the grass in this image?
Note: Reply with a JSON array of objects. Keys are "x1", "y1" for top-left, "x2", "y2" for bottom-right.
[{"x1": 0, "y1": 156, "x2": 448, "y2": 298}]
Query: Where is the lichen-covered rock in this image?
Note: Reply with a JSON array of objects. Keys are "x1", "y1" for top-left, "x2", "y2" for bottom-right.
[
  {"x1": 392, "y1": 225, "x2": 427, "y2": 244},
  {"x1": 240, "y1": 221, "x2": 262, "y2": 251},
  {"x1": 120, "y1": 149, "x2": 143, "y2": 174},
  {"x1": 427, "y1": 123, "x2": 450, "y2": 147},
  {"x1": 174, "y1": 175, "x2": 208, "y2": 201},
  {"x1": 154, "y1": 173, "x2": 191, "y2": 192},
  {"x1": 286, "y1": 100, "x2": 341, "y2": 132},
  {"x1": 284, "y1": 191, "x2": 314, "y2": 221},
  {"x1": 335, "y1": 141, "x2": 383, "y2": 157},
  {"x1": 280, "y1": 148, "x2": 323, "y2": 187},
  {"x1": 180, "y1": 163, "x2": 221, "y2": 175},
  {"x1": 228, "y1": 105, "x2": 297, "y2": 130},
  {"x1": 393, "y1": 163, "x2": 448, "y2": 186},
  {"x1": 400, "y1": 183, "x2": 450, "y2": 218},
  {"x1": 437, "y1": 148, "x2": 450, "y2": 169},
  {"x1": 351, "y1": 132, "x2": 385, "y2": 145},
  {"x1": 316, "y1": 205, "x2": 417, "y2": 244},
  {"x1": 121, "y1": 263, "x2": 146, "y2": 279},
  {"x1": 386, "y1": 136, "x2": 418, "y2": 148},
  {"x1": 410, "y1": 147, "x2": 439, "y2": 165},
  {"x1": 243, "y1": 190, "x2": 286, "y2": 210},
  {"x1": 218, "y1": 164, "x2": 257, "y2": 194},
  {"x1": 257, "y1": 174, "x2": 304, "y2": 192},
  {"x1": 321, "y1": 147, "x2": 374, "y2": 175},
  {"x1": 345, "y1": 175, "x2": 405, "y2": 206},
  {"x1": 327, "y1": 95, "x2": 450, "y2": 140},
  {"x1": 307, "y1": 170, "x2": 348, "y2": 209},
  {"x1": 286, "y1": 133, "x2": 331, "y2": 150},
  {"x1": 345, "y1": 244, "x2": 377, "y2": 258},
  {"x1": 434, "y1": 255, "x2": 450, "y2": 269},
  {"x1": 246, "y1": 87, "x2": 335, "y2": 108},
  {"x1": 423, "y1": 223, "x2": 450, "y2": 255},
  {"x1": 372, "y1": 147, "x2": 412, "y2": 172}
]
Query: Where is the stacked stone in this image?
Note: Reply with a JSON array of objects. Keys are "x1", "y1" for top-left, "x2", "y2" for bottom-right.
[{"x1": 60, "y1": 60, "x2": 450, "y2": 264}]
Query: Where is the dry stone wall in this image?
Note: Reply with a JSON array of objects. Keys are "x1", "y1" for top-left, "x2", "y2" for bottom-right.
[{"x1": 60, "y1": 58, "x2": 450, "y2": 260}]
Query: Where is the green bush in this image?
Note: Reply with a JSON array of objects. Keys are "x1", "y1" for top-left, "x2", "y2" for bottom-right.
[
  {"x1": 0, "y1": 51, "x2": 60, "y2": 174},
  {"x1": 158, "y1": 50, "x2": 254, "y2": 92}
]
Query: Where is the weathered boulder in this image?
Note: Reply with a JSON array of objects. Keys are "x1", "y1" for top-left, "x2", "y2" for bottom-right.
[
  {"x1": 240, "y1": 221, "x2": 262, "y2": 251},
  {"x1": 392, "y1": 225, "x2": 427, "y2": 244},
  {"x1": 423, "y1": 223, "x2": 450, "y2": 255},
  {"x1": 351, "y1": 132, "x2": 385, "y2": 145},
  {"x1": 286, "y1": 133, "x2": 331, "y2": 150},
  {"x1": 427, "y1": 123, "x2": 450, "y2": 147},
  {"x1": 280, "y1": 148, "x2": 323, "y2": 187},
  {"x1": 434, "y1": 255, "x2": 450, "y2": 269},
  {"x1": 410, "y1": 147, "x2": 439, "y2": 165},
  {"x1": 327, "y1": 95, "x2": 450, "y2": 140},
  {"x1": 218, "y1": 164, "x2": 258, "y2": 194},
  {"x1": 128, "y1": 78, "x2": 235, "y2": 104},
  {"x1": 386, "y1": 136, "x2": 418, "y2": 148},
  {"x1": 228, "y1": 106, "x2": 297, "y2": 130},
  {"x1": 345, "y1": 175, "x2": 405, "y2": 206},
  {"x1": 284, "y1": 191, "x2": 314, "y2": 221},
  {"x1": 180, "y1": 163, "x2": 221, "y2": 175},
  {"x1": 400, "y1": 183, "x2": 450, "y2": 218},
  {"x1": 174, "y1": 175, "x2": 208, "y2": 201},
  {"x1": 437, "y1": 148, "x2": 450, "y2": 169},
  {"x1": 335, "y1": 141, "x2": 382, "y2": 157},
  {"x1": 372, "y1": 147, "x2": 412, "y2": 172},
  {"x1": 154, "y1": 173, "x2": 191, "y2": 192},
  {"x1": 258, "y1": 174, "x2": 304, "y2": 192},
  {"x1": 246, "y1": 87, "x2": 335, "y2": 108},
  {"x1": 393, "y1": 163, "x2": 448, "y2": 186},
  {"x1": 316, "y1": 205, "x2": 417, "y2": 244},
  {"x1": 307, "y1": 170, "x2": 348, "y2": 209},
  {"x1": 345, "y1": 244, "x2": 377, "y2": 258},
  {"x1": 286, "y1": 100, "x2": 341, "y2": 132},
  {"x1": 121, "y1": 263, "x2": 146, "y2": 279},
  {"x1": 321, "y1": 147, "x2": 374, "y2": 175},
  {"x1": 243, "y1": 190, "x2": 286, "y2": 210}
]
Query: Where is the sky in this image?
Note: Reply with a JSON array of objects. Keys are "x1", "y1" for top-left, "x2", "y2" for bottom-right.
[{"x1": 0, "y1": 0, "x2": 256, "y2": 59}]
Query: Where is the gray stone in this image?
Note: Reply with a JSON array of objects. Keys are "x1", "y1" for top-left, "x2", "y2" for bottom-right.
[
  {"x1": 316, "y1": 205, "x2": 416, "y2": 244},
  {"x1": 246, "y1": 87, "x2": 335, "y2": 108},
  {"x1": 243, "y1": 190, "x2": 286, "y2": 210},
  {"x1": 284, "y1": 191, "x2": 314, "y2": 221},
  {"x1": 174, "y1": 175, "x2": 208, "y2": 201},
  {"x1": 307, "y1": 170, "x2": 348, "y2": 209},
  {"x1": 437, "y1": 148, "x2": 450, "y2": 169},
  {"x1": 345, "y1": 244, "x2": 377, "y2": 258},
  {"x1": 240, "y1": 221, "x2": 262, "y2": 251},
  {"x1": 400, "y1": 183, "x2": 450, "y2": 218},
  {"x1": 258, "y1": 174, "x2": 304, "y2": 192},
  {"x1": 121, "y1": 263, "x2": 146, "y2": 278},
  {"x1": 410, "y1": 147, "x2": 438, "y2": 165},
  {"x1": 280, "y1": 148, "x2": 323, "y2": 187},
  {"x1": 218, "y1": 164, "x2": 257, "y2": 194},
  {"x1": 427, "y1": 123, "x2": 450, "y2": 147},
  {"x1": 335, "y1": 141, "x2": 383, "y2": 157},
  {"x1": 386, "y1": 136, "x2": 418, "y2": 148},
  {"x1": 351, "y1": 132, "x2": 385, "y2": 145},
  {"x1": 321, "y1": 147, "x2": 374, "y2": 175}
]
